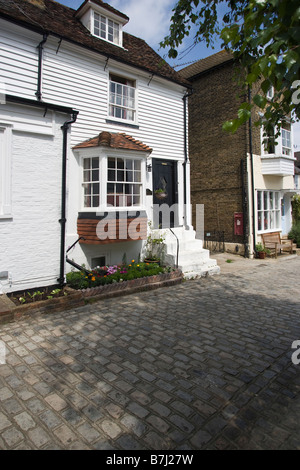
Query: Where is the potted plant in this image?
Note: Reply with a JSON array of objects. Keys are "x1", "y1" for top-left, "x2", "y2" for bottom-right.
[
  {"x1": 255, "y1": 243, "x2": 270, "y2": 259},
  {"x1": 144, "y1": 223, "x2": 165, "y2": 264},
  {"x1": 154, "y1": 188, "x2": 168, "y2": 200}
]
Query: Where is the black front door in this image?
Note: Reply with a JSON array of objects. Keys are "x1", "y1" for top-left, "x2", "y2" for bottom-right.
[{"x1": 152, "y1": 158, "x2": 177, "y2": 228}]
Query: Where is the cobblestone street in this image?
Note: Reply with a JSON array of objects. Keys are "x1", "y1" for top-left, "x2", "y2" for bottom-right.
[{"x1": 0, "y1": 255, "x2": 300, "y2": 450}]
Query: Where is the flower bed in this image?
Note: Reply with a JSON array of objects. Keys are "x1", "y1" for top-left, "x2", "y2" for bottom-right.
[
  {"x1": 66, "y1": 260, "x2": 168, "y2": 290},
  {"x1": 8, "y1": 286, "x2": 68, "y2": 306}
]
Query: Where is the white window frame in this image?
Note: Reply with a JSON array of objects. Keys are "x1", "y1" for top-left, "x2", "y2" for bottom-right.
[
  {"x1": 82, "y1": 155, "x2": 101, "y2": 210},
  {"x1": 281, "y1": 121, "x2": 292, "y2": 156},
  {"x1": 266, "y1": 86, "x2": 274, "y2": 100},
  {"x1": 0, "y1": 124, "x2": 12, "y2": 218},
  {"x1": 257, "y1": 190, "x2": 281, "y2": 233},
  {"x1": 80, "y1": 150, "x2": 146, "y2": 213},
  {"x1": 261, "y1": 120, "x2": 293, "y2": 157},
  {"x1": 92, "y1": 11, "x2": 122, "y2": 46},
  {"x1": 108, "y1": 73, "x2": 137, "y2": 124}
]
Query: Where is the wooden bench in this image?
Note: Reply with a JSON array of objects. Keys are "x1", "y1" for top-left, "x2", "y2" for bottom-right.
[{"x1": 261, "y1": 232, "x2": 293, "y2": 258}]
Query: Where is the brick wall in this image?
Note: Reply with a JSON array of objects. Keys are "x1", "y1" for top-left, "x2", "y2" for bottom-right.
[{"x1": 188, "y1": 62, "x2": 250, "y2": 244}]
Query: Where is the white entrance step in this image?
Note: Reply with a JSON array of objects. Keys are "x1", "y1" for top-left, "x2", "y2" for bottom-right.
[{"x1": 163, "y1": 227, "x2": 220, "y2": 278}]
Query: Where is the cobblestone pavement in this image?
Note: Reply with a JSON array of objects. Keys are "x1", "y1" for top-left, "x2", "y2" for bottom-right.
[{"x1": 0, "y1": 255, "x2": 300, "y2": 450}]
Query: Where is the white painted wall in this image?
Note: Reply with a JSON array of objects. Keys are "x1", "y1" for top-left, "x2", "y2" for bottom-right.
[
  {"x1": 0, "y1": 19, "x2": 40, "y2": 100},
  {"x1": 0, "y1": 103, "x2": 68, "y2": 293}
]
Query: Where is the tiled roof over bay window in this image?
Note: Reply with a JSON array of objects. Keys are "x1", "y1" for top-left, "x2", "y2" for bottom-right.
[{"x1": 73, "y1": 131, "x2": 153, "y2": 153}]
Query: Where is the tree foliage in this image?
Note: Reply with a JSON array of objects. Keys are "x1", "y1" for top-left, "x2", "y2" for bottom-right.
[{"x1": 161, "y1": 0, "x2": 300, "y2": 134}]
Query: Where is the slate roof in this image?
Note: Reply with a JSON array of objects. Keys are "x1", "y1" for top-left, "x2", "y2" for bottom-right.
[
  {"x1": 73, "y1": 131, "x2": 153, "y2": 153},
  {"x1": 178, "y1": 50, "x2": 234, "y2": 80},
  {"x1": 0, "y1": 0, "x2": 189, "y2": 87}
]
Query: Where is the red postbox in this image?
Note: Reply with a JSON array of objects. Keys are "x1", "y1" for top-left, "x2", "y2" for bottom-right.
[{"x1": 234, "y1": 212, "x2": 243, "y2": 236}]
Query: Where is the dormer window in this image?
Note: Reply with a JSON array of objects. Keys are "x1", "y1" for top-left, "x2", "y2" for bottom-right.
[
  {"x1": 94, "y1": 12, "x2": 121, "y2": 45},
  {"x1": 76, "y1": 1, "x2": 129, "y2": 48}
]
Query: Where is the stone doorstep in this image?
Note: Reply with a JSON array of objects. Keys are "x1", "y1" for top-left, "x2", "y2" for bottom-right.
[{"x1": 0, "y1": 271, "x2": 183, "y2": 325}]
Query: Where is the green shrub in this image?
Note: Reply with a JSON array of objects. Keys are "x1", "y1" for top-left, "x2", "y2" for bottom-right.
[
  {"x1": 66, "y1": 261, "x2": 167, "y2": 290},
  {"x1": 292, "y1": 195, "x2": 300, "y2": 222},
  {"x1": 288, "y1": 221, "x2": 300, "y2": 247}
]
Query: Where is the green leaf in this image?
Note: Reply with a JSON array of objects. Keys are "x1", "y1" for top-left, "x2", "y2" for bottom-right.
[{"x1": 253, "y1": 94, "x2": 267, "y2": 109}]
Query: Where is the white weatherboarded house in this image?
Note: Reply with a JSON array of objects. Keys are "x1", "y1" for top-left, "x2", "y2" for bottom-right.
[{"x1": 0, "y1": 0, "x2": 218, "y2": 293}]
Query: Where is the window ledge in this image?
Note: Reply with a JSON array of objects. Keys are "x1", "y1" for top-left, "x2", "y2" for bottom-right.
[
  {"x1": 106, "y1": 119, "x2": 139, "y2": 129},
  {"x1": 79, "y1": 207, "x2": 146, "y2": 217},
  {"x1": 261, "y1": 153, "x2": 295, "y2": 161},
  {"x1": 0, "y1": 215, "x2": 13, "y2": 220},
  {"x1": 257, "y1": 229, "x2": 282, "y2": 235}
]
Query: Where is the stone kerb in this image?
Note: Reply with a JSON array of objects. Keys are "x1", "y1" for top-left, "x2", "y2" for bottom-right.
[{"x1": 80, "y1": 269, "x2": 183, "y2": 301}]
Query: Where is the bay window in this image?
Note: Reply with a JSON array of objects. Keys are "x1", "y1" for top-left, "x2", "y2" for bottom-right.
[
  {"x1": 262, "y1": 120, "x2": 292, "y2": 156},
  {"x1": 257, "y1": 190, "x2": 281, "y2": 232},
  {"x1": 82, "y1": 155, "x2": 143, "y2": 210}
]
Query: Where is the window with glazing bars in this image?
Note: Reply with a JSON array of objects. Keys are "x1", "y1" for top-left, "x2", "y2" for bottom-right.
[
  {"x1": 94, "y1": 13, "x2": 120, "y2": 45},
  {"x1": 83, "y1": 157, "x2": 100, "y2": 208},
  {"x1": 257, "y1": 190, "x2": 281, "y2": 232},
  {"x1": 109, "y1": 74, "x2": 135, "y2": 121},
  {"x1": 107, "y1": 157, "x2": 141, "y2": 207},
  {"x1": 281, "y1": 121, "x2": 291, "y2": 156}
]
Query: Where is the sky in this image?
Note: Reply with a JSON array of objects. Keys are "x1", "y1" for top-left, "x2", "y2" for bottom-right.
[{"x1": 57, "y1": 0, "x2": 300, "y2": 150}]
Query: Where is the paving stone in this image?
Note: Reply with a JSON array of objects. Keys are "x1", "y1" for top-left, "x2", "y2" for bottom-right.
[
  {"x1": 169, "y1": 414, "x2": 194, "y2": 433},
  {"x1": 127, "y1": 401, "x2": 150, "y2": 419},
  {"x1": 0, "y1": 387, "x2": 13, "y2": 401},
  {"x1": 44, "y1": 393, "x2": 68, "y2": 411},
  {"x1": 14, "y1": 412, "x2": 36, "y2": 431},
  {"x1": 0, "y1": 411, "x2": 12, "y2": 431},
  {"x1": 116, "y1": 434, "x2": 144, "y2": 450},
  {"x1": 77, "y1": 423, "x2": 101, "y2": 443},
  {"x1": 120, "y1": 413, "x2": 147, "y2": 437},
  {"x1": 2, "y1": 427, "x2": 24, "y2": 447},
  {"x1": 100, "y1": 419, "x2": 122, "y2": 439},
  {"x1": 53, "y1": 424, "x2": 78, "y2": 446},
  {"x1": 28, "y1": 427, "x2": 51, "y2": 448},
  {"x1": 39, "y1": 409, "x2": 62, "y2": 429}
]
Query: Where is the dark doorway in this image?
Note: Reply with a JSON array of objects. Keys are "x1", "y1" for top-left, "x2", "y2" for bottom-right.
[{"x1": 152, "y1": 158, "x2": 178, "y2": 228}]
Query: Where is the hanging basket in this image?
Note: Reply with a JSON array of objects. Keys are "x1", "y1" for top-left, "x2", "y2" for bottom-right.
[{"x1": 154, "y1": 190, "x2": 168, "y2": 200}]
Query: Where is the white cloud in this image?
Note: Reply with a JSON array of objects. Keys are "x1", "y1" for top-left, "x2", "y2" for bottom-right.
[{"x1": 110, "y1": 0, "x2": 175, "y2": 51}]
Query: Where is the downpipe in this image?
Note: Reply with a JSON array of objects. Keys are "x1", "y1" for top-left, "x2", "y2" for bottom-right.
[
  {"x1": 182, "y1": 88, "x2": 193, "y2": 228},
  {"x1": 35, "y1": 33, "x2": 48, "y2": 101},
  {"x1": 58, "y1": 111, "x2": 79, "y2": 287}
]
